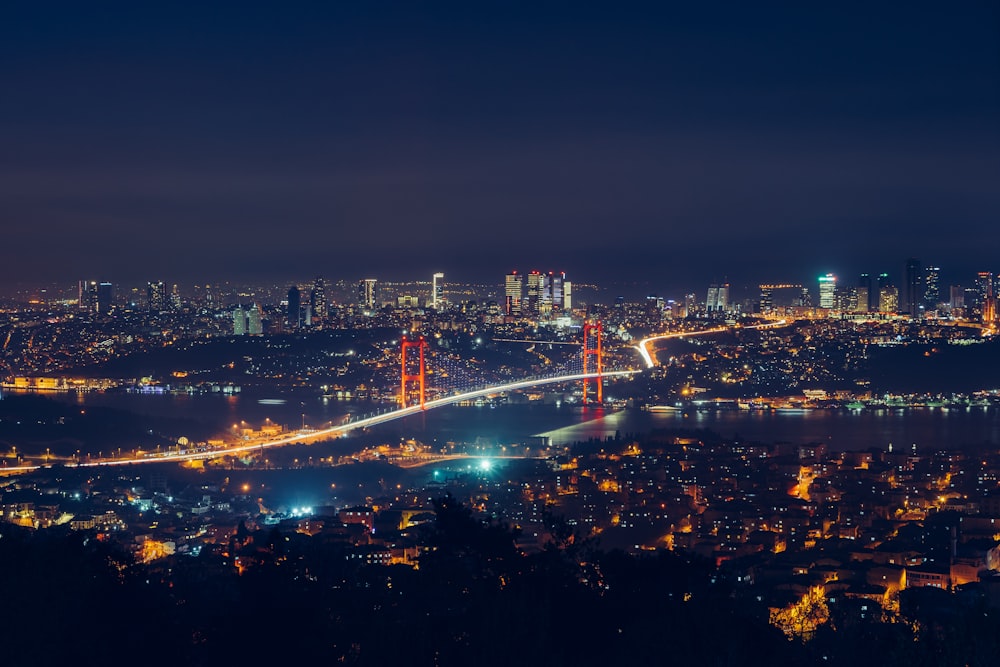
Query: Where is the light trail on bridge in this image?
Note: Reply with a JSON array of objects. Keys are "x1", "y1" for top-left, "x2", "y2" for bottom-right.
[{"x1": 0, "y1": 370, "x2": 639, "y2": 475}]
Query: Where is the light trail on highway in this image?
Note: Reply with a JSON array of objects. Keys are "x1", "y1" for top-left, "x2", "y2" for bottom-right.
[{"x1": 635, "y1": 320, "x2": 789, "y2": 368}]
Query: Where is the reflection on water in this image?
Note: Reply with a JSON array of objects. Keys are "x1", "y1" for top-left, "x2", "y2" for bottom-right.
[
  {"x1": 540, "y1": 406, "x2": 1000, "y2": 451},
  {"x1": 30, "y1": 391, "x2": 1000, "y2": 453}
]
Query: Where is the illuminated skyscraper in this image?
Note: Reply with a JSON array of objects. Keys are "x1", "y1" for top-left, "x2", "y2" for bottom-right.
[
  {"x1": 858, "y1": 273, "x2": 874, "y2": 311},
  {"x1": 758, "y1": 285, "x2": 773, "y2": 313},
  {"x1": 548, "y1": 271, "x2": 565, "y2": 313},
  {"x1": 799, "y1": 287, "x2": 812, "y2": 308},
  {"x1": 706, "y1": 283, "x2": 729, "y2": 313},
  {"x1": 980, "y1": 272, "x2": 997, "y2": 326},
  {"x1": 247, "y1": 304, "x2": 263, "y2": 335},
  {"x1": 818, "y1": 274, "x2": 836, "y2": 309},
  {"x1": 431, "y1": 272, "x2": 445, "y2": 309},
  {"x1": 904, "y1": 258, "x2": 922, "y2": 316},
  {"x1": 504, "y1": 272, "x2": 523, "y2": 316},
  {"x1": 976, "y1": 272, "x2": 994, "y2": 309},
  {"x1": 358, "y1": 278, "x2": 378, "y2": 312},
  {"x1": 147, "y1": 281, "x2": 166, "y2": 312},
  {"x1": 563, "y1": 280, "x2": 572, "y2": 310},
  {"x1": 310, "y1": 276, "x2": 327, "y2": 322},
  {"x1": 526, "y1": 271, "x2": 546, "y2": 317},
  {"x1": 923, "y1": 265, "x2": 940, "y2": 311},
  {"x1": 287, "y1": 285, "x2": 301, "y2": 329},
  {"x1": 233, "y1": 306, "x2": 247, "y2": 335},
  {"x1": 879, "y1": 284, "x2": 898, "y2": 313}
]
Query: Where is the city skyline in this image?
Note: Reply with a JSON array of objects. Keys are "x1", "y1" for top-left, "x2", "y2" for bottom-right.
[{"x1": 3, "y1": 2, "x2": 998, "y2": 286}]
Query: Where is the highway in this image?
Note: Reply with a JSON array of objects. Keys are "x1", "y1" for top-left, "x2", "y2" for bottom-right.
[
  {"x1": 0, "y1": 369, "x2": 639, "y2": 474},
  {"x1": 635, "y1": 320, "x2": 789, "y2": 368}
]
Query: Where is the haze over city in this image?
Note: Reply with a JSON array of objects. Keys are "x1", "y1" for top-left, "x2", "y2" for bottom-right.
[{"x1": 3, "y1": 1, "x2": 998, "y2": 287}]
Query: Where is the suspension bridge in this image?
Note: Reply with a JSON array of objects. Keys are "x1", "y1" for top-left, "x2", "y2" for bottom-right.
[{"x1": 2, "y1": 321, "x2": 638, "y2": 473}]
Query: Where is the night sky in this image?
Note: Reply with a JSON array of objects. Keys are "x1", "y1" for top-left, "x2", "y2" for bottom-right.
[{"x1": 3, "y1": 1, "x2": 998, "y2": 293}]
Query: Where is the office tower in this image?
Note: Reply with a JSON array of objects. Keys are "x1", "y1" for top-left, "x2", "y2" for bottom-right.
[
  {"x1": 170, "y1": 284, "x2": 182, "y2": 310},
  {"x1": 526, "y1": 270, "x2": 546, "y2": 317},
  {"x1": 923, "y1": 265, "x2": 940, "y2": 311},
  {"x1": 818, "y1": 274, "x2": 836, "y2": 309},
  {"x1": 247, "y1": 304, "x2": 263, "y2": 335},
  {"x1": 358, "y1": 278, "x2": 378, "y2": 311},
  {"x1": 431, "y1": 272, "x2": 445, "y2": 309},
  {"x1": 563, "y1": 280, "x2": 572, "y2": 310},
  {"x1": 981, "y1": 273, "x2": 997, "y2": 325},
  {"x1": 949, "y1": 286, "x2": 965, "y2": 310},
  {"x1": 684, "y1": 293, "x2": 696, "y2": 317},
  {"x1": 310, "y1": 276, "x2": 327, "y2": 322},
  {"x1": 706, "y1": 283, "x2": 729, "y2": 312},
  {"x1": 147, "y1": 281, "x2": 166, "y2": 312},
  {"x1": 879, "y1": 284, "x2": 899, "y2": 313},
  {"x1": 904, "y1": 258, "x2": 922, "y2": 316},
  {"x1": 858, "y1": 273, "x2": 874, "y2": 310},
  {"x1": 548, "y1": 271, "x2": 565, "y2": 312},
  {"x1": 853, "y1": 286, "x2": 868, "y2": 313},
  {"x1": 78, "y1": 280, "x2": 91, "y2": 311},
  {"x1": 504, "y1": 271, "x2": 523, "y2": 316},
  {"x1": 287, "y1": 285, "x2": 301, "y2": 329},
  {"x1": 95, "y1": 282, "x2": 114, "y2": 314},
  {"x1": 976, "y1": 272, "x2": 993, "y2": 308},
  {"x1": 758, "y1": 285, "x2": 773, "y2": 313},
  {"x1": 233, "y1": 306, "x2": 247, "y2": 335},
  {"x1": 799, "y1": 287, "x2": 812, "y2": 308}
]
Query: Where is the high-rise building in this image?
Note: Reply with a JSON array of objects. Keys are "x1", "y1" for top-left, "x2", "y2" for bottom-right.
[
  {"x1": 904, "y1": 258, "x2": 922, "y2": 316},
  {"x1": 95, "y1": 282, "x2": 114, "y2": 314},
  {"x1": 758, "y1": 285, "x2": 774, "y2": 313},
  {"x1": 799, "y1": 287, "x2": 812, "y2": 308},
  {"x1": 358, "y1": 278, "x2": 378, "y2": 312},
  {"x1": 818, "y1": 274, "x2": 836, "y2": 309},
  {"x1": 548, "y1": 271, "x2": 565, "y2": 313},
  {"x1": 287, "y1": 285, "x2": 301, "y2": 329},
  {"x1": 247, "y1": 304, "x2": 263, "y2": 335},
  {"x1": 976, "y1": 272, "x2": 994, "y2": 309},
  {"x1": 525, "y1": 271, "x2": 546, "y2": 317},
  {"x1": 879, "y1": 285, "x2": 899, "y2": 313},
  {"x1": 981, "y1": 272, "x2": 997, "y2": 326},
  {"x1": 858, "y1": 273, "x2": 874, "y2": 311},
  {"x1": 563, "y1": 280, "x2": 572, "y2": 311},
  {"x1": 147, "y1": 281, "x2": 166, "y2": 312},
  {"x1": 923, "y1": 265, "x2": 940, "y2": 311},
  {"x1": 853, "y1": 287, "x2": 868, "y2": 313},
  {"x1": 431, "y1": 272, "x2": 445, "y2": 309},
  {"x1": 310, "y1": 277, "x2": 327, "y2": 322},
  {"x1": 504, "y1": 271, "x2": 523, "y2": 316},
  {"x1": 233, "y1": 306, "x2": 247, "y2": 335},
  {"x1": 949, "y1": 285, "x2": 965, "y2": 310},
  {"x1": 706, "y1": 283, "x2": 729, "y2": 313},
  {"x1": 78, "y1": 280, "x2": 92, "y2": 311}
]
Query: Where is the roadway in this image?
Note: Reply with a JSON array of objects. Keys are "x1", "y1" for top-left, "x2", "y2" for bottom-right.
[{"x1": 635, "y1": 320, "x2": 789, "y2": 368}]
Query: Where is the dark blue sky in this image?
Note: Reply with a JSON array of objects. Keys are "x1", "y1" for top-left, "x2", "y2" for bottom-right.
[{"x1": 2, "y1": 1, "x2": 998, "y2": 293}]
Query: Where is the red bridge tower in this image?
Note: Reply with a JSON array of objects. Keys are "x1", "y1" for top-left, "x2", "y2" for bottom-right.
[
  {"x1": 582, "y1": 321, "x2": 603, "y2": 405},
  {"x1": 400, "y1": 336, "x2": 428, "y2": 409}
]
